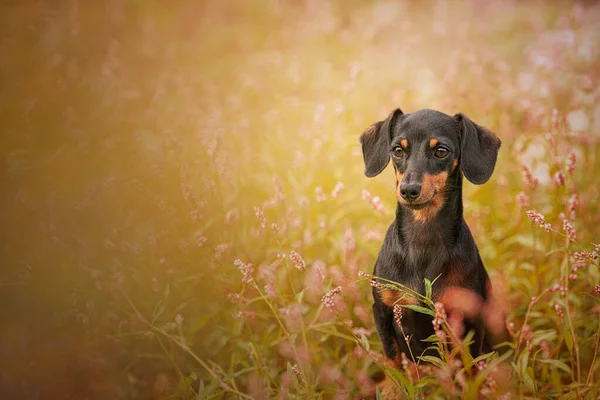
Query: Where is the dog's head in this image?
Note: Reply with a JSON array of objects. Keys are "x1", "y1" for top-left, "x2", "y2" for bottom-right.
[{"x1": 360, "y1": 108, "x2": 501, "y2": 221}]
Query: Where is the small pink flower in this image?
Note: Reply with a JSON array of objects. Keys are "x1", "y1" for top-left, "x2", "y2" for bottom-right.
[
  {"x1": 540, "y1": 340, "x2": 551, "y2": 358},
  {"x1": 553, "y1": 171, "x2": 565, "y2": 187},
  {"x1": 264, "y1": 284, "x2": 277, "y2": 298},
  {"x1": 331, "y1": 181, "x2": 344, "y2": 199},
  {"x1": 554, "y1": 304, "x2": 564, "y2": 319},
  {"x1": 516, "y1": 191, "x2": 530, "y2": 208},
  {"x1": 568, "y1": 194, "x2": 578, "y2": 219},
  {"x1": 289, "y1": 250, "x2": 306, "y2": 271},
  {"x1": 562, "y1": 219, "x2": 576, "y2": 242},
  {"x1": 315, "y1": 186, "x2": 326, "y2": 202},
  {"x1": 254, "y1": 206, "x2": 266, "y2": 229},
  {"x1": 595, "y1": 285, "x2": 600, "y2": 296},
  {"x1": 270, "y1": 223, "x2": 280, "y2": 234},
  {"x1": 572, "y1": 262, "x2": 586, "y2": 272},
  {"x1": 432, "y1": 302, "x2": 447, "y2": 332},
  {"x1": 369, "y1": 196, "x2": 385, "y2": 213},
  {"x1": 352, "y1": 327, "x2": 372, "y2": 338},
  {"x1": 225, "y1": 209, "x2": 239, "y2": 224},
  {"x1": 298, "y1": 196, "x2": 309, "y2": 208},
  {"x1": 341, "y1": 227, "x2": 355, "y2": 260},
  {"x1": 321, "y1": 286, "x2": 342, "y2": 308},
  {"x1": 521, "y1": 165, "x2": 539, "y2": 190},
  {"x1": 526, "y1": 210, "x2": 552, "y2": 232},
  {"x1": 567, "y1": 152, "x2": 576, "y2": 174},
  {"x1": 312, "y1": 261, "x2": 326, "y2": 283},
  {"x1": 234, "y1": 259, "x2": 254, "y2": 284},
  {"x1": 393, "y1": 304, "x2": 403, "y2": 327},
  {"x1": 196, "y1": 234, "x2": 208, "y2": 247}
]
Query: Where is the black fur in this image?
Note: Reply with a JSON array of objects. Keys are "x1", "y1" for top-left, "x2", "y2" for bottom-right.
[{"x1": 360, "y1": 108, "x2": 506, "y2": 363}]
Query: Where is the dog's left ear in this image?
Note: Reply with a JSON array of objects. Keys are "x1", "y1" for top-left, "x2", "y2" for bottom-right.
[
  {"x1": 454, "y1": 113, "x2": 501, "y2": 185},
  {"x1": 360, "y1": 108, "x2": 403, "y2": 177}
]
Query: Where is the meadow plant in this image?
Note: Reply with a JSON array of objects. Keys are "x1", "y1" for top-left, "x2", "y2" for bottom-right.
[{"x1": 2, "y1": 1, "x2": 600, "y2": 399}]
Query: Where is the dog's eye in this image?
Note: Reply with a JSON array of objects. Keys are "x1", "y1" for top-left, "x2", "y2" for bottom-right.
[
  {"x1": 391, "y1": 146, "x2": 405, "y2": 158},
  {"x1": 434, "y1": 147, "x2": 449, "y2": 158}
]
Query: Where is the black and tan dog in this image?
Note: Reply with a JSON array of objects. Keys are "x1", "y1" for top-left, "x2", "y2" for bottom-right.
[{"x1": 360, "y1": 108, "x2": 509, "y2": 373}]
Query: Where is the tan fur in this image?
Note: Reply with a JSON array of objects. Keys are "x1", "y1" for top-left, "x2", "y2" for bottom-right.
[
  {"x1": 400, "y1": 139, "x2": 408, "y2": 149},
  {"x1": 379, "y1": 289, "x2": 418, "y2": 307},
  {"x1": 412, "y1": 171, "x2": 448, "y2": 222},
  {"x1": 429, "y1": 138, "x2": 439, "y2": 148},
  {"x1": 452, "y1": 159, "x2": 458, "y2": 171}
]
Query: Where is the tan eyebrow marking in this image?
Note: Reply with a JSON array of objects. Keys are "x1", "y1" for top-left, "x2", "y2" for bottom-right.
[
  {"x1": 429, "y1": 138, "x2": 439, "y2": 148},
  {"x1": 400, "y1": 139, "x2": 408, "y2": 148}
]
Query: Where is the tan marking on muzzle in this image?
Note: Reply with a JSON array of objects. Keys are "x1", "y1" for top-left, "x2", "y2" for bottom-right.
[
  {"x1": 412, "y1": 171, "x2": 449, "y2": 222},
  {"x1": 429, "y1": 138, "x2": 439, "y2": 148}
]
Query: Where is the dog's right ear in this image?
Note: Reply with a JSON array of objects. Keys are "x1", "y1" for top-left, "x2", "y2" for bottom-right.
[{"x1": 360, "y1": 108, "x2": 403, "y2": 177}]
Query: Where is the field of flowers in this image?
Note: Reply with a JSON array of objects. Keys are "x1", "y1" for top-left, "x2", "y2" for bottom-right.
[{"x1": 1, "y1": 1, "x2": 599, "y2": 399}]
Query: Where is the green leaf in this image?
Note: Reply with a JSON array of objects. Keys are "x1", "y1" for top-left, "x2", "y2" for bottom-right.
[
  {"x1": 402, "y1": 304, "x2": 435, "y2": 316},
  {"x1": 564, "y1": 330, "x2": 574, "y2": 351},
  {"x1": 422, "y1": 334, "x2": 440, "y2": 343},
  {"x1": 376, "y1": 386, "x2": 384, "y2": 400},
  {"x1": 523, "y1": 371, "x2": 536, "y2": 394},
  {"x1": 360, "y1": 333, "x2": 371, "y2": 352},
  {"x1": 424, "y1": 278, "x2": 432, "y2": 300},
  {"x1": 418, "y1": 355, "x2": 445, "y2": 368},
  {"x1": 538, "y1": 359, "x2": 572, "y2": 374}
]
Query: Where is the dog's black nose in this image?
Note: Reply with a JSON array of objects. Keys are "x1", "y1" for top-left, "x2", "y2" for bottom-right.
[{"x1": 400, "y1": 182, "x2": 421, "y2": 201}]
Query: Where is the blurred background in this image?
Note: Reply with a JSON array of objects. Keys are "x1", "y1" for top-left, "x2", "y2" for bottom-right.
[{"x1": 1, "y1": 1, "x2": 599, "y2": 399}]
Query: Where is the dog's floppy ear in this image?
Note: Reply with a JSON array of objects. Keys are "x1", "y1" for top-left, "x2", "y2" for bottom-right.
[
  {"x1": 360, "y1": 108, "x2": 403, "y2": 177},
  {"x1": 454, "y1": 113, "x2": 501, "y2": 185}
]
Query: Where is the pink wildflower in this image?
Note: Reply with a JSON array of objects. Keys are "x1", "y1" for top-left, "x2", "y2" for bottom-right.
[
  {"x1": 196, "y1": 234, "x2": 208, "y2": 247},
  {"x1": 341, "y1": 227, "x2": 355, "y2": 260},
  {"x1": 331, "y1": 181, "x2": 344, "y2": 199},
  {"x1": 526, "y1": 210, "x2": 552, "y2": 232},
  {"x1": 562, "y1": 219, "x2": 576, "y2": 242},
  {"x1": 234, "y1": 259, "x2": 254, "y2": 284},
  {"x1": 264, "y1": 284, "x2": 277, "y2": 298},
  {"x1": 270, "y1": 223, "x2": 280, "y2": 234},
  {"x1": 553, "y1": 171, "x2": 565, "y2": 187},
  {"x1": 352, "y1": 327, "x2": 372, "y2": 338},
  {"x1": 315, "y1": 186, "x2": 326, "y2": 202},
  {"x1": 289, "y1": 250, "x2": 306, "y2": 271},
  {"x1": 432, "y1": 302, "x2": 447, "y2": 332},
  {"x1": 572, "y1": 262, "x2": 586, "y2": 272},
  {"x1": 567, "y1": 152, "x2": 576, "y2": 174},
  {"x1": 254, "y1": 206, "x2": 266, "y2": 229},
  {"x1": 554, "y1": 304, "x2": 564, "y2": 319},
  {"x1": 393, "y1": 304, "x2": 403, "y2": 327},
  {"x1": 568, "y1": 194, "x2": 578, "y2": 219},
  {"x1": 521, "y1": 165, "x2": 539, "y2": 190},
  {"x1": 516, "y1": 191, "x2": 530, "y2": 208},
  {"x1": 313, "y1": 261, "x2": 326, "y2": 283},
  {"x1": 321, "y1": 286, "x2": 342, "y2": 308},
  {"x1": 595, "y1": 285, "x2": 600, "y2": 296},
  {"x1": 369, "y1": 196, "x2": 385, "y2": 213}
]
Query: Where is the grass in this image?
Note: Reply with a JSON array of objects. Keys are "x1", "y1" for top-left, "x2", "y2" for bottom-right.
[{"x1": 1, "y1": 1, "x2": 599, "y2": 399}]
